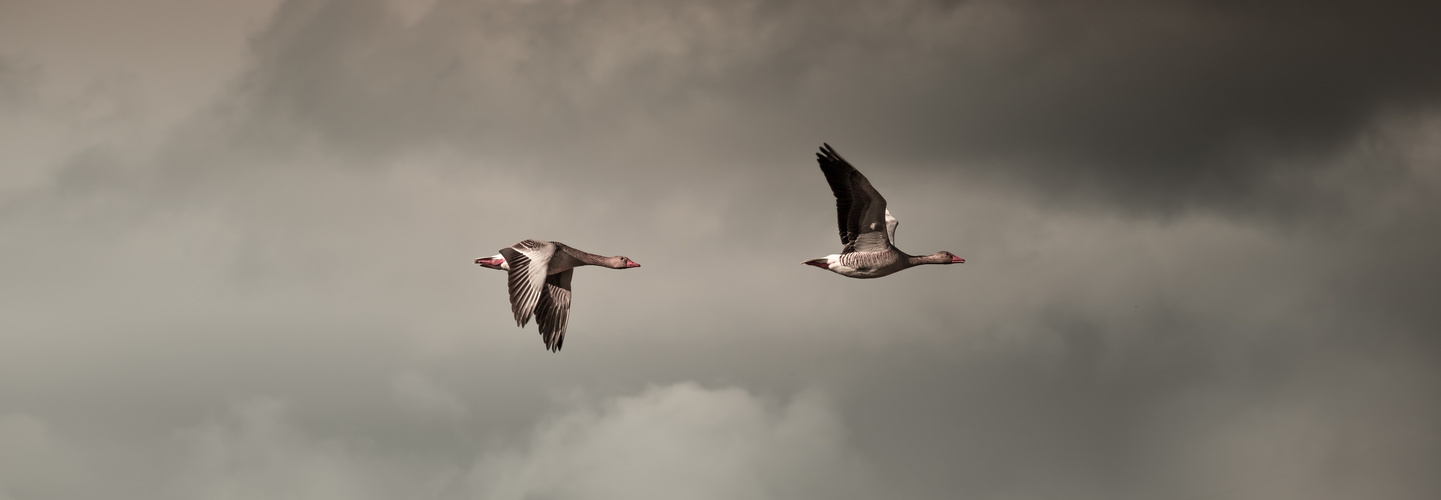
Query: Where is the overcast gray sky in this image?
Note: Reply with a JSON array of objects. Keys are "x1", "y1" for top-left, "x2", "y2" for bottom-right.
[{"x1": 2, "y1": 0, "x2": 1438, "y2": 499}]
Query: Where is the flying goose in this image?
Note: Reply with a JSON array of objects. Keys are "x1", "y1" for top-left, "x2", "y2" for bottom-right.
[
  {"x1": 475, "y1": 239, "x2": 640, "y2": 352},
  {"x1": 804, "y1": 143, "x2": 964, "y2": 278}
]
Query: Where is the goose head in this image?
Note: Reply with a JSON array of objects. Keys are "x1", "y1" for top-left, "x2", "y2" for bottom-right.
[{"x1": 906, "y1": 251, "x2": 966, "y2": 267}]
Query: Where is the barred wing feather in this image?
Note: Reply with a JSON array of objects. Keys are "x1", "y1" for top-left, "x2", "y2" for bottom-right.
[{"x1": 498, "y1": 239, "x2": 555, "y2": 328}]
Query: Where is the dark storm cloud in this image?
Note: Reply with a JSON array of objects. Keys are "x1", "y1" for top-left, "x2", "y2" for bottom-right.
[{"x1": 213, "y1": 0, "x2": 1441, "y2": 215}]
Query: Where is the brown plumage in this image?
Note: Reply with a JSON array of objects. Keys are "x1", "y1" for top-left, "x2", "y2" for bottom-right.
[
  {"x1": 476, "y1": 240, "x2": 639, "y2": 352},
  {"x1": 804, "y1": 144, "x2": 965, "y2": 279}
]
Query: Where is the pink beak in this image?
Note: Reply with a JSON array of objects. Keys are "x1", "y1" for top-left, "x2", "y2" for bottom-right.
[
  {"x1": 475, "y1": 257, "x2": 500, "y2": 266},
  {"x1": 952, "y1": 256, "x2": 966, "y2": 264},
  {"x1": 626, "y1": 260, "x2": 641, "y2": 268}
]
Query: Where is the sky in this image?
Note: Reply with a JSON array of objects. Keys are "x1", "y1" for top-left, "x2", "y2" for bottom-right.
[{"x1": 1, "y1": 0, "x2": 1439, "y2": 498}]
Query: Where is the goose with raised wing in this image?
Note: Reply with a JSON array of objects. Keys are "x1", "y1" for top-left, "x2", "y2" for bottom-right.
[
  {"x1": 475, "y1": 240, "x2": 640, "y2": 352},
  {"x1": 804, "y1": 143, "x2": 964, "y2": 278}
]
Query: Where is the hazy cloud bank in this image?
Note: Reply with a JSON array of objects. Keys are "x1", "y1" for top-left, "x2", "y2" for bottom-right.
[{"x1": 3, "y1": 384, "x2": 868, "y2": 500}]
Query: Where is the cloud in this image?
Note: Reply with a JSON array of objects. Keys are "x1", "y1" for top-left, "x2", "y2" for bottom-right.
[
  {"x1": 0, "y1": 55, "x2": 41, "y2": 112},
  {"x1": 171, "y1": 397, "x2": 448, "y2": 500},
  {"x1": 468, "y1": 383, "x2": 872, "y2": 500},
  {"x1": 1, "y1": 1, "x2": 1438, "y2": 499},
  {"x1": 160, "y1": 385, "x2": 867, "y2": 500},
  {"x1": 197, "y1": 0, "x2": 1441, "y2": 216},
  {"x1": 0, "y1": 413, "x2": 71, "y2": 499},
  {"x1": 13, "y1": 0, "x2": 1441, "y2": 227},
  {"x1": 392, "y1": 372, "x2": 469, "y2": 421}
]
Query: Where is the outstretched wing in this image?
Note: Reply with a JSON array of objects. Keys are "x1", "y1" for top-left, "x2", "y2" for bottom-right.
[
  {"x1": 534, "y1": 269, "x2": 573, "y2": 352},
  {"x1": 816, "y1": 144, "x2": 892, "y2": 252},
  {"x1": 817, "y1": 144, "x2": 859, "y2": 247},
  {"x1": 498, "y1": 239, "x2": 555, "y2": 328}
]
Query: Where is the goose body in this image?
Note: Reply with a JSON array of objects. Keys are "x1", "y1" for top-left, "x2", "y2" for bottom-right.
[
  {"x1": 804, "y1": 144, "x2": 964, "y2": 279},
  {"x1": 475, "y1": 240, "x2": 639, "y2": 352}
]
